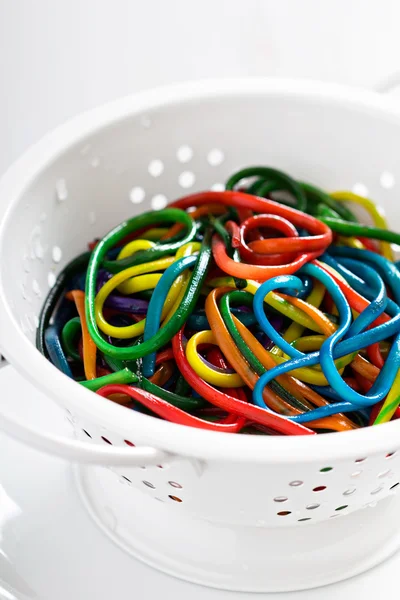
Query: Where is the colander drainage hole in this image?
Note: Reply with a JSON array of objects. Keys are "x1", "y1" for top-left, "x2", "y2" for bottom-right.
[
  {"x1": 380, "y1": 171, "x2": 395, "y2": 189},
  {"x1": 371, "y1": 486, "x2": 383, "y2": 495},
  {"x1": 207, "y1": 148, "x2": 224, "y2": 166},
  {"x1": 335, "y1": 505, "x2": 348, "y2": 511},
  {"x1": 52, "y1": 246, "x2": 62, "y2": 263},
  {"x1": 277, "y1": 511, "x2": 291, "y2": 516},
  {"x1": 122, "y1": 476, "x2": 132, "y2": 484},
  {"x1": 151, "y1": 194, "x2": 168, "y2": 210},
  {"x1": 32, "y1": 279, "x2": 41, "y2": 296},
  {"x1": 55, "y1": 178, "x2": 68, "y2": 201},
  {"x1": 143, "y1": 481, "x2": 156, "y2": 489},
  {"x1": 129, "y1": 187, "x2": 145, "y2": 204},
  {"x1": 101, "y1": 436, "x2": 112, "y2": 445},
  {"x1": 169, "y1": 495, "x2": 183, "y2": 503},
  {"x1": 148, "y1": 159, "x2": 164, "y2": 177},
  {"x1": 378, "y1": 470, "x2": 392, "y2": 478},
  {"x1": 273, "y1": 496, "x2": 288, "y2": 503},
  {"x1": 82, "y1": 429, "x2": 92, "y2": 438},
  {"x1": 352, "y1": 183, "x2": 368, "y2": 197},
  {"x1": 355, "y1": 458, "x2": 366, "y2": 464},
  {"x1": 313, "y1": 486, "x2": 326, "y2": 492},
  {"x1": 390, "y1": 482, "x2": 400, "y2": 490},
  {"x1": 351, "y1": 470, "x2": 363, "y2": 478},
  {"x1": 168, "y1": 481, "x2": 182, "y2": 489},
  {"x1": 178, "y1": 171, "x2": 195, "y2": 189},
  {"x1": 320, "y1": 466, "x2": 333, "y2": 473},
  {"x1": 386, "y1": 451, "x2": 397, "y2": 459},
  {"x1": 124, "y1": 439, "x2": 135, "y2": 446},
  {"x1": 289, "y1": 480, "x2": 303, "y2": 487},
  {"x1": 298, "y1": 518, "x2": 311, "y2": 522},
  {"x1": 48, "y1": 272, "x2": 56, "y2": 288},
  {"x1": 176, "y1": 145, "x2": 193, "y2": 163},
  {"x1": 306, "y1": 503, "x2": 320, "y2": 510}
]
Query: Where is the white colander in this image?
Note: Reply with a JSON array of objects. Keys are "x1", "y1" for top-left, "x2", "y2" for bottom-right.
[{"x1": 1, "y1": 79, "x2": 400, "y2": 593}]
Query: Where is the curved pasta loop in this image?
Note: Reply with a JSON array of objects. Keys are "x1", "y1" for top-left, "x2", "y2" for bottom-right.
[{"x1": 35, "y1": 168, "x2": 400, "y2": 435}]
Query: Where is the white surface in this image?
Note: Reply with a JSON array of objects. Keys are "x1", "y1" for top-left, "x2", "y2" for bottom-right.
[
  {"x1": 2, "y1": 0, "x2": 400, "y2": 177},
  {"x1": 0, "y1": 365, "x2": 400, "y2": 600}
]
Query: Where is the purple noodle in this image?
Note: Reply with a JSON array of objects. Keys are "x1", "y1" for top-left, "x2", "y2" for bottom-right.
[{"x1": 97, "y1": 270, "x2": 149, "y2": 315}]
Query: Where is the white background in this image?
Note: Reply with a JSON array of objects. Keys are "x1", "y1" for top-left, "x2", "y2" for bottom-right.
[{"x1": 1, "y1": 0, "x2": 400, "y2": 176}]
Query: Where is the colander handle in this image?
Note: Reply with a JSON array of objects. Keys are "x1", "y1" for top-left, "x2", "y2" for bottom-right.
[{"x1": 0, "y1": 364, "x2": 170, "y2": 466}]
